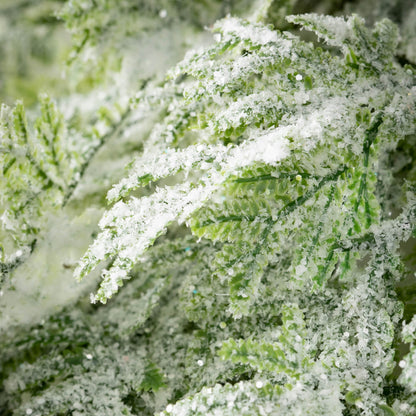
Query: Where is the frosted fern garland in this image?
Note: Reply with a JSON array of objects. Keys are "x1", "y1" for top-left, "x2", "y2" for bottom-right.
[
  {"x1": 76, "y1": 13, "x2": 415, "y2": 309},
  {"x1": 1, "y1": 7, "x2": 416, "y2": 416},
  {"x1": 71, "y1": 12, "x2": 416, "y2": 415}
]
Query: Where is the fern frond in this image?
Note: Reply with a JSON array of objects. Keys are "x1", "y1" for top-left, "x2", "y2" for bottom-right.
[
  {"x1": 76, "y1": 126, "x2": 293, "y2": 302},
  {"x1": 0, "y1": 98, "x2": 78, "y2": 273},
  {"x1": 219, "y1": 304, "x2": 311, "y2": 377}
]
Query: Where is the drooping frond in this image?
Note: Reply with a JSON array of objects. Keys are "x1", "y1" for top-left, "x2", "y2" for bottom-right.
[{"x1": 76, "y1": 14, "x2": 415, "y2": 316}]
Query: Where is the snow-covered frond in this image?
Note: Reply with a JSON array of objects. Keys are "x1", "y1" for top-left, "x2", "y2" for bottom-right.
[
  {"x1": 76, "y1": 127, "x2": 292, "y2": 302},
  {"x1": 77, "y1": 14, "x2": 415, "y2": 314}
]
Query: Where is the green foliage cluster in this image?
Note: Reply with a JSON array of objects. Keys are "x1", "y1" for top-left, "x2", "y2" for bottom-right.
[{"x1": 1, "y1": 0, "x2": 416, "y2": 415}]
